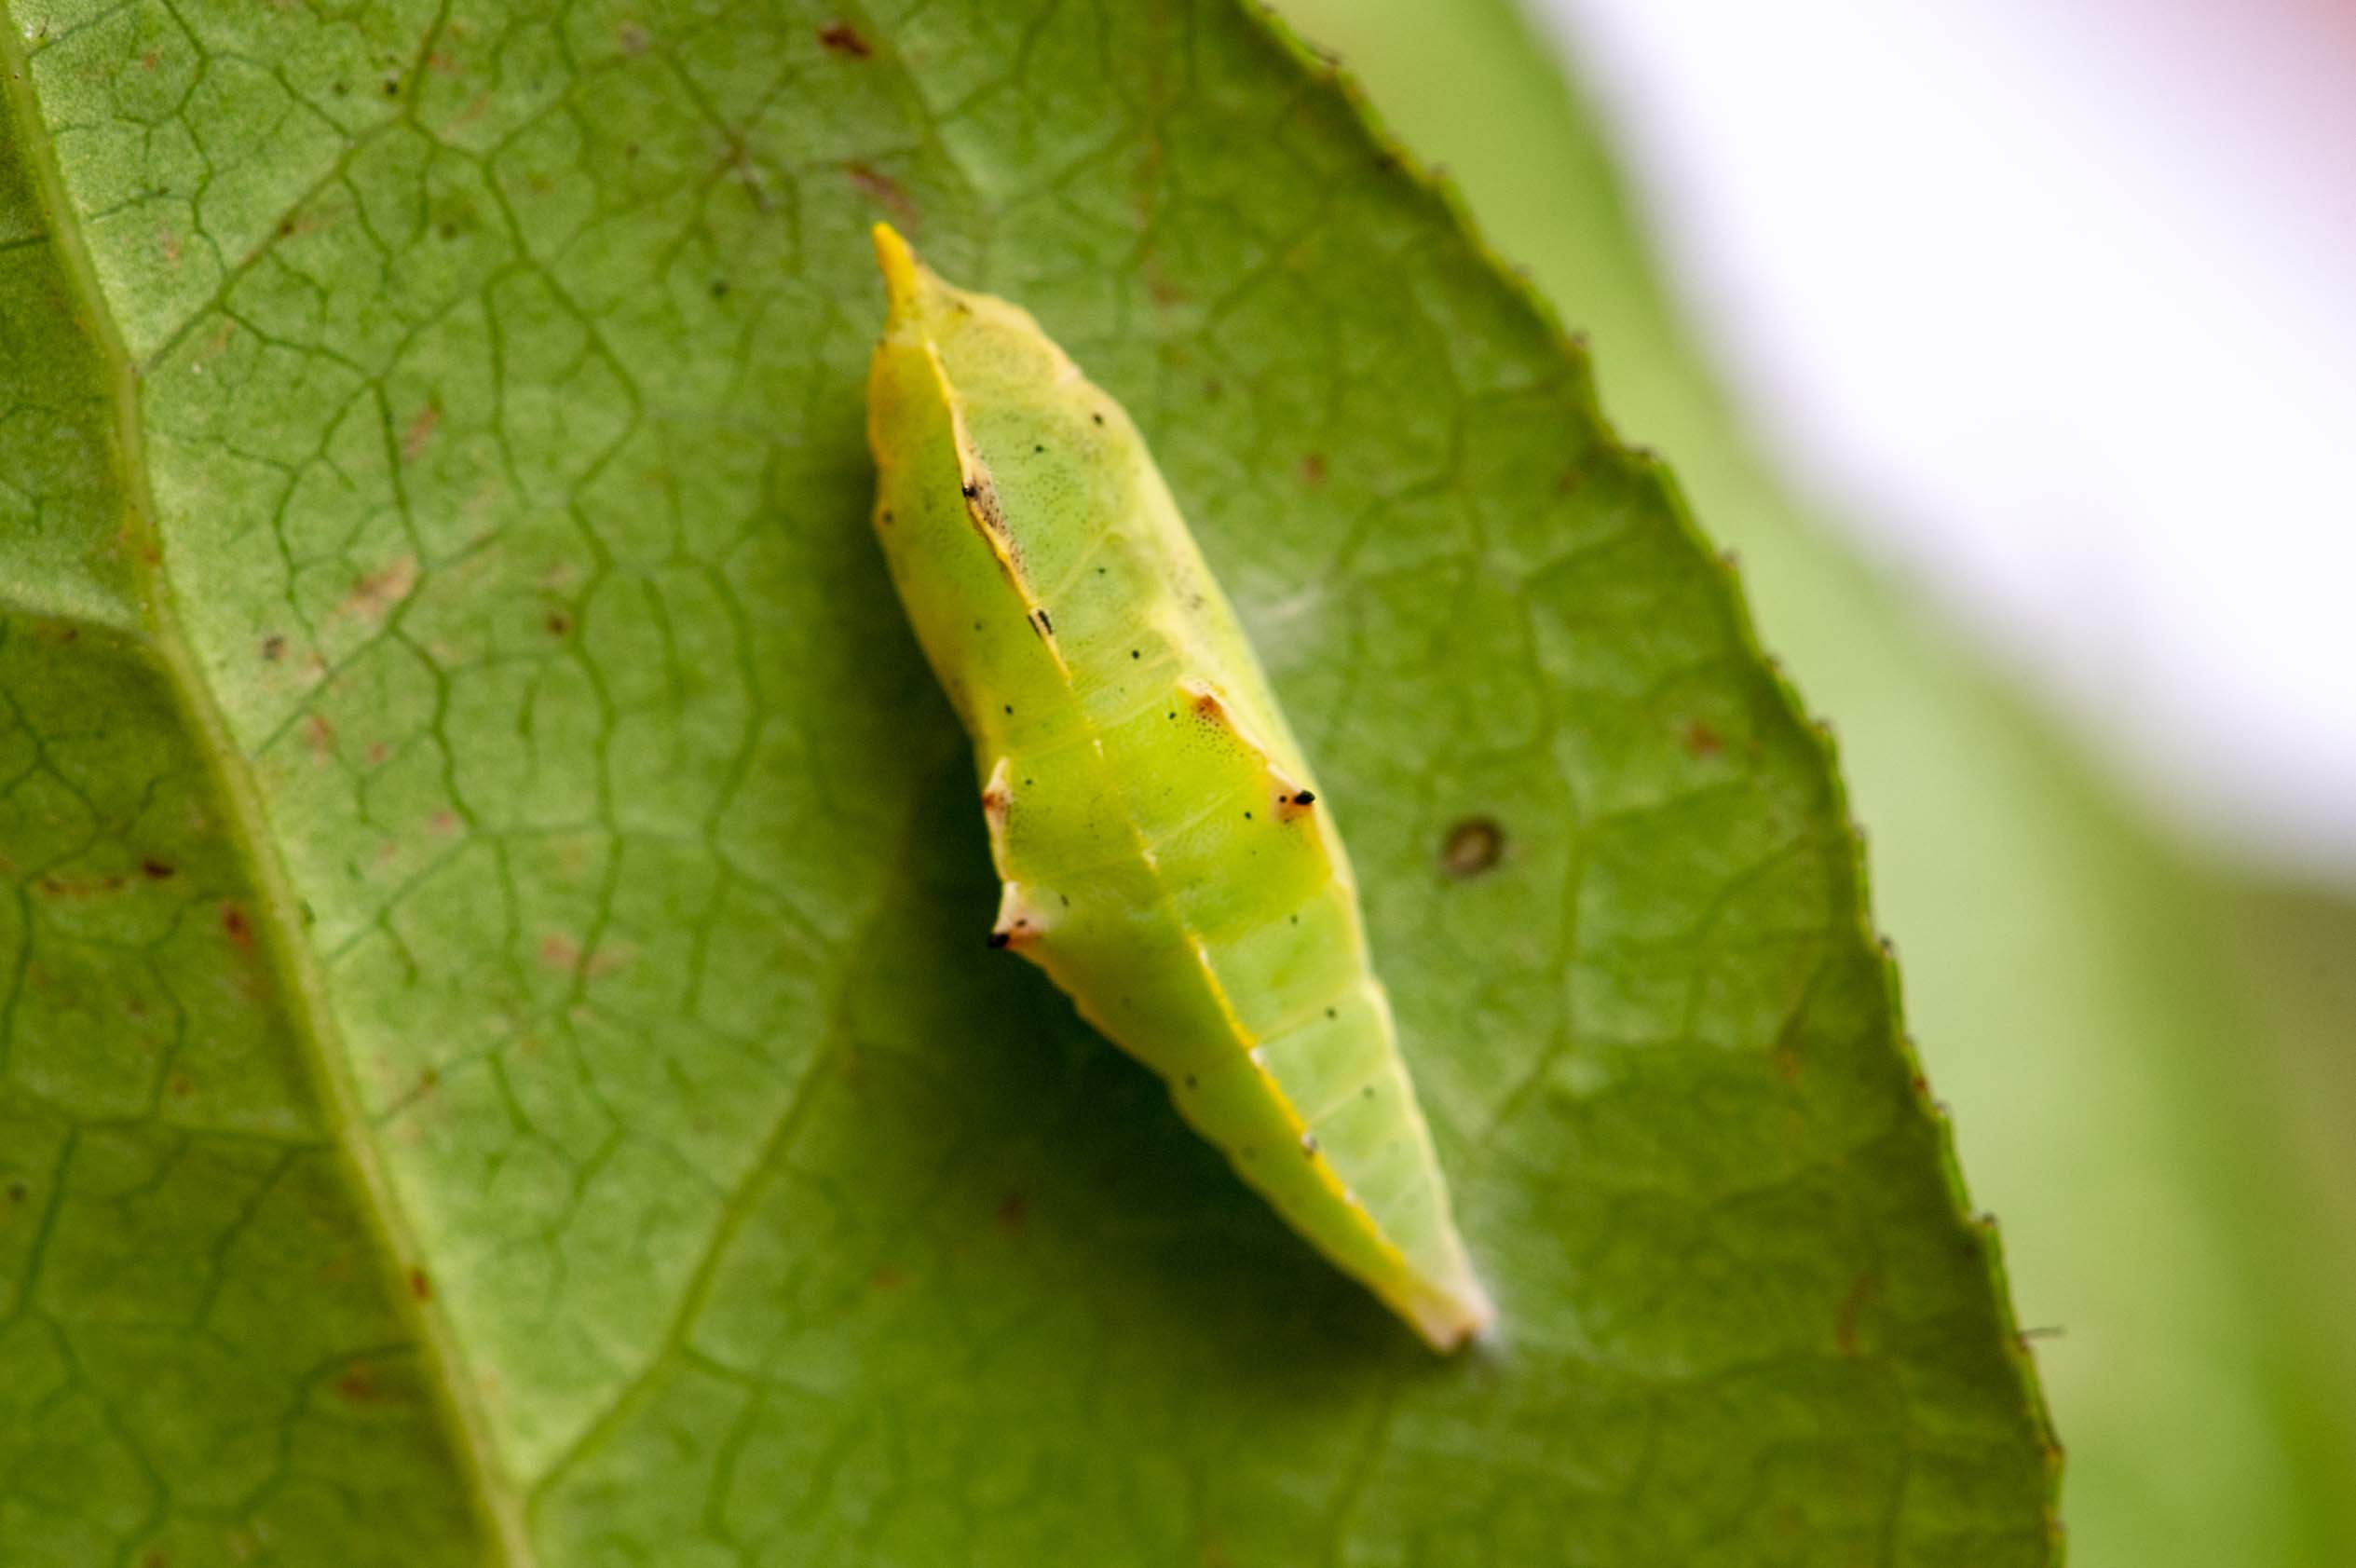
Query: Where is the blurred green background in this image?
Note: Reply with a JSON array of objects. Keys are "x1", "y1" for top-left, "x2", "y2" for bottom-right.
[{"x1": 1273, "y1": 1, "x2": 2356, "y2": 1562}]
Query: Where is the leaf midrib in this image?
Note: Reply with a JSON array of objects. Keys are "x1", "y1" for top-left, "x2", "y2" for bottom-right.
[{"x1": 0, "y1": 20, "x2": 532, "y2": 1565}]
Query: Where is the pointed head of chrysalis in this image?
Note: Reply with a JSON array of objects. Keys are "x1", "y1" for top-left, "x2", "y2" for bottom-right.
[{"x1": 873, "y1": 225, "x2": 1079, "y2": 407}]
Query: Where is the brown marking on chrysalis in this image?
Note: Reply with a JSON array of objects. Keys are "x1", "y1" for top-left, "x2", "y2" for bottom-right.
[
  {"x1": 979, "y1": 756, "x2": 1014, "y2": 847},
  {"x1": 960, "y1": 470, "x2": 1008, "y2": 537},
  {"x1": 987, "y1": 914, "x2": 1042, "y2": 951},
  {"x1": 989, "y1": 879, "x2": 1049, "y2": 951},
  {"x1": 1274, "y1": 781, "x2": 1318, "y2": 822},
  {"x1": 916, "y1": 352, "x2": 1073, "y2": 692},
  {"x1": 1028, "y1": 606, "x2": 1055, "y2": 641}
]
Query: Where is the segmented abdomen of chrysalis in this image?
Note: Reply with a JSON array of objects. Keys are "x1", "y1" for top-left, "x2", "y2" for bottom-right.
[{"x1": 864, "y1": 224, "x2": 1492, "y2": 1351}]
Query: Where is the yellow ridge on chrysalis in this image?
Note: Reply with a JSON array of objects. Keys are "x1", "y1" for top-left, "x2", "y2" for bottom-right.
[{"x1": 864, "y1": 223, "x2": 1493, "y2": 1351}]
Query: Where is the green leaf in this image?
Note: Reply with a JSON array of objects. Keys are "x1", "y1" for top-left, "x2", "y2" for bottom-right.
[{"x1": 0, "y1": 1, "x2": 2055, "y2": 1562}]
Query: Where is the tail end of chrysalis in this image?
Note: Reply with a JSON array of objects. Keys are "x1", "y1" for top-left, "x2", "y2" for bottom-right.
[{"x1": 1408, "y1": 1272, "x2": 1499, "y2": 1354}]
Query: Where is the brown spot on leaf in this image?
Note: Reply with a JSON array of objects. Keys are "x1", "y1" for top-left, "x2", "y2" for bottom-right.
[
  {"x1": 428, "y1": 810, "x2": 460, "y2": 837},
  {"x1": 36, "y1": 873, "x2": 128, "y2": 897},
  {"x1": 1834, "y1": 1271, "x2": 1875, "y2": 1357},
  {"x1": 1440, "y1": 817, "x2": 1504, "y2": 879},
  {"x1": 335, "y1": 1364, "x2": 378, "y2": 1401},
  {"x1": 220, "y1": 904, "x2": 254, "y2": 951},
  {"x1": 399, "y1": 402, "x2": 441, "y2": 462},
  {"x1": 1143, "y1": 254, "x2": 1188, "y2": 307},
  {"x1": 869, "y1": 1263, "x2": 906, "y2": 1291},
  {"x1": 340, "y1": 556, "x2": 418, "y2": 622},
  {"x1": 302, "y1": 712, "x2": 336, "y2": 762},
  {"x1": 261, "y1": 634, "x2": 286, "y2": 662},
  {"x1": 407, "y1": 1267, "x2": 432, "y2": 1302},
  {"x1": 994, "y1": 1192, "x2": 1028, "y2": 1235},
  {"x1": 617, "y1": 20, "x2": 651, "y2": 54},
  {"x1": 843, "y1": 160, "x2": 917, "y2": 225},
  {"x1": 1299, "y1": 452, "x2": 1328, "y2": 487},
  {"x1": 1682, "y1": 719, "x2": 1723, "y2": 758},
  {"x1": 538, "y1": 933, "x2": 633, "y2": 979},
  {"x1": 141, "y1": 859, "x2": 174, "y2": 880},
  {"x1": 817, "y1": 20, "x2": 872, "y2": 57}
]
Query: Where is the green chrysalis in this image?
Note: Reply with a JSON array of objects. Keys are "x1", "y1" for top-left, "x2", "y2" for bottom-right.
[{"x1": 864, "y1": 225, "x2": 1492, "y2": 1351}]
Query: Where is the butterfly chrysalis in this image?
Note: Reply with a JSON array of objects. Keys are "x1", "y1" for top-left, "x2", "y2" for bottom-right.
[{"x1": 864, "y1": 225, "x2": 1492, "y2": 1351}]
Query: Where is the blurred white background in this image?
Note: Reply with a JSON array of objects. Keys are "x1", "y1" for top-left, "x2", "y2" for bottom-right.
[{"x1": 1532, "y1": 0, "x2": 2356, "y2": 874}]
